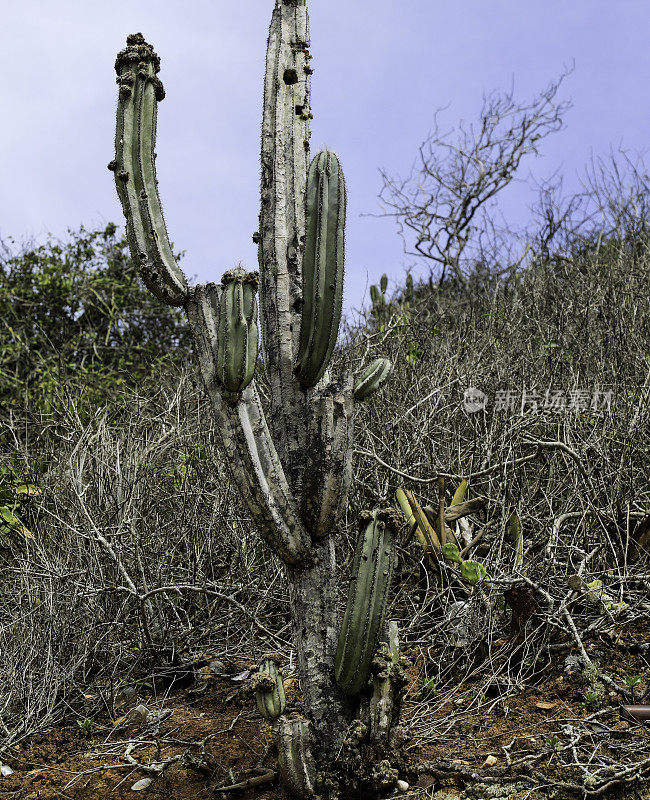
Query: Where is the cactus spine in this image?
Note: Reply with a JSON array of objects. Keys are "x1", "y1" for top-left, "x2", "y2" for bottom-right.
[
  {"x1": 253, "y1": 654, "x2": 286, "y2": 722},
  {"x1": 335, "y1": 509, "x2": 398, "y2": 696},
  {"x1": 296, "y1": 149, "x2": 346, "y2": 387},
  {"x1": 353, "y1": 358, "x2": 392, "y2": 401}
]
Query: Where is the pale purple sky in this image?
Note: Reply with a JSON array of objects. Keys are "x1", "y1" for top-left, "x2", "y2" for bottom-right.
[{"x1": 2, "y1": 1, "x2": 649, "y2": 320}]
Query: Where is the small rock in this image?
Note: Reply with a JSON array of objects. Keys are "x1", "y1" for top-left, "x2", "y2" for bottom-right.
[
  {"x1": 0, "y1": 764, "x2": 14, "y2": 776},
  {"x1": 131, "y1": 777, "x2": 152, "y2": 791},
  {"x1": 482, "y1": 754, "x2": 497, "y2": 768},
  {"x1": 115, "y1": 685, "x2": 137, "y2": 706},
  {"x1": 397, "y1": 779, "x2": 410, "y2": 793},
  {"x1": 127, "y1": 704, "x2": 150, "y2": 725}
]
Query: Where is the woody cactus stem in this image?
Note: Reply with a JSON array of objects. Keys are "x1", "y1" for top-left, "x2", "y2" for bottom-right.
[{"x1": 259, "y1": 0, "x2": 312, "y2": 487}]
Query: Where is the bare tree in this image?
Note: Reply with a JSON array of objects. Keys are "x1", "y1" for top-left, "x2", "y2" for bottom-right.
[{"x1": 378, "y1": 73, "x2": 571, "y2": 283}]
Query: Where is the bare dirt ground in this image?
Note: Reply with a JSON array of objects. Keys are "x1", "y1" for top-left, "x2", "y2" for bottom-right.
[{"x1": 1, "y1": 621, "x2": 648, "y2": 800}]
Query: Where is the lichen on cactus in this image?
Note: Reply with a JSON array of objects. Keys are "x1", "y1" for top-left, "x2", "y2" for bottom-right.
[
  {"x1": 274, "y1": 716, "x2": 317, "y2": 799},
  {"x1": 353, "y1": 357, "x2": 392, "y2": 401},
  {"x1": 335, "y1": 509, "x2": 398, "y2": 696},
  {"x1": 216, "y1": 267, "x2": 259, "y2": 397},
  {"x1": 109, "y1": 34, "x2": 187, "y2": 306},
  {"x1": 369, "y1": 621, "x2": 408, "y2": 742},
  {"x1": 253, "y1": 653, "x2": 286, "y2": 722},
  {"x1": 295, "y1": 149, "x2": 346, "y2": 387}
]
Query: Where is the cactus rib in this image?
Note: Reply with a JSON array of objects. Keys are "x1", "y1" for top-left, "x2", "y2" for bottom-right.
[
  {"x1": 353, "y1": 358, "x2": 392, "y2": 401},
  {"x1": 335, "y1": 509, "x2": 398, "y2": 696},
  {"x1": 111, "y1": 34, "x2": 187, "y2": 306},
  {"x1": 296, "y1": 149, "x2": 346, "y2": 387}
]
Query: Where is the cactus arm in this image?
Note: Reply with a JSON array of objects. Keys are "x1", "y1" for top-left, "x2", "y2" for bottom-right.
[
  {"x1": 110, "y1": 34, "x2": 188, "y2": 306},
  {"x1": 216, "y1": 268, "x2": 259, "y2": 395},
  {"x1": 302, "y1": 378, "x2": 354, "y2": 538},
  {"x1": 335, "y1": 510, "x2": 398, "y2": 696},
  {"x1": 295, "y1": 149, "x2": 346, "y2": 387},
  {"x1": 369, "y1": 620, "x2": 407, "y2": 743},
  {"x1": 253, "y1": 656, "x2": 286, "y2": 722},
  {"x1": 259, "y1": 0, "x2": 311, "y2": 480},
  {"x1": 186, "y1": 285, "x2": 311, "y2": 564},
  {"x1": 274, "y1": 716, "x2": 317, "y2": 798}
]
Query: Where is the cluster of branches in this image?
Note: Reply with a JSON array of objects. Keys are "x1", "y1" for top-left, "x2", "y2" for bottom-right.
[{"x1": 0, "y1": 224, "x2": 191, "y2": 419}]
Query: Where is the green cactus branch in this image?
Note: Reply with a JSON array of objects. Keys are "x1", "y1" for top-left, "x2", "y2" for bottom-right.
[
  {"x1": 296, "y1": 149, "x2": 346, "y2": 388},
  {"x1": 110, "y1": 34, "x2": 187, "y2": 306},
  {"x1": 335, "y1": 509, "x2": 399, "y2": 696}
]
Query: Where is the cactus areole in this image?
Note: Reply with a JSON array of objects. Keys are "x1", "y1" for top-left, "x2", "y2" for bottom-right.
[{"x1": 109, "y1": 2, "x2": 399, "y2": 796}]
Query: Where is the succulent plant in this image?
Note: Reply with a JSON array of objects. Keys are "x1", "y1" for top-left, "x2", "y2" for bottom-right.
[
  {"x1": 253, "y1": 654, "x2": 286, "y2": 722},
  {"x1": 335, "y1": 509, "x2": 398, "y2": 695},
  {"x1": 275, "y1": 716, "x2": 317, "y2": 798},
  {"x1": 214, "y1": 268, "x2": 260, "y2": 397},
  {"x1": 354, "y1": 358, "x2": 393, "y2": 401},
  {"x1": 109, "y1": 2, "x2": 398, "y2": 792},
  {"x1": 296, "y1": 149, "x2": 346, "y2": 388}
]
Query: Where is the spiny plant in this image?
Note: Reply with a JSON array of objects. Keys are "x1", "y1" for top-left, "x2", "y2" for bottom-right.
[
  {"x1": 369, "y1": 273, "x2": 388, "y2": 318},
  {"x1": 108, "y1": 4, "x2": 405, "y2": 797}
]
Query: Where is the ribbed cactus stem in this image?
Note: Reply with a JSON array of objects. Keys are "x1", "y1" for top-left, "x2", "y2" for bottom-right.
[
  {"x1": 274, "y1": 716, "x2": 317, "y2": 799},
  {"x1": 216, "y1": 267, "x2": 259, "y2": 396},
  {"x1": 369, "y1": 621, "x2": 407, "y2": 742},
  {"x1": 335, "y1": 509, "x2": 398, "y2": 696},
  {"x1": 110, "y1": 34, "x2": 187, "y2": 306},
  {"x1": 296, "y1": 149, "x2": 346, "y2": 387},
  {"x1": 253, "y1": 654, "x2": 286, "y2": 722},
  {"x1": 353, "y1": 358, "x2": 392, "y2": 401}
]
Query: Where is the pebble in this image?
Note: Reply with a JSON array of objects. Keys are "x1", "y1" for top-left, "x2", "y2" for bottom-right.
[{"x1": 131, "y1": 777, "x2": 153, "y2": 790}]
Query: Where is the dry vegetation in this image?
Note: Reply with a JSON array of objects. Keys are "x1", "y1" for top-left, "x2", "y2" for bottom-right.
[{"x1": 1, "y1": 155, "x2": 649, "y2": 798}]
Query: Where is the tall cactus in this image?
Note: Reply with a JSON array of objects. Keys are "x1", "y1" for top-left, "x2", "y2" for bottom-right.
[{"x1": 109, "y1": 2, "x2": 400, "y2": 797}]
